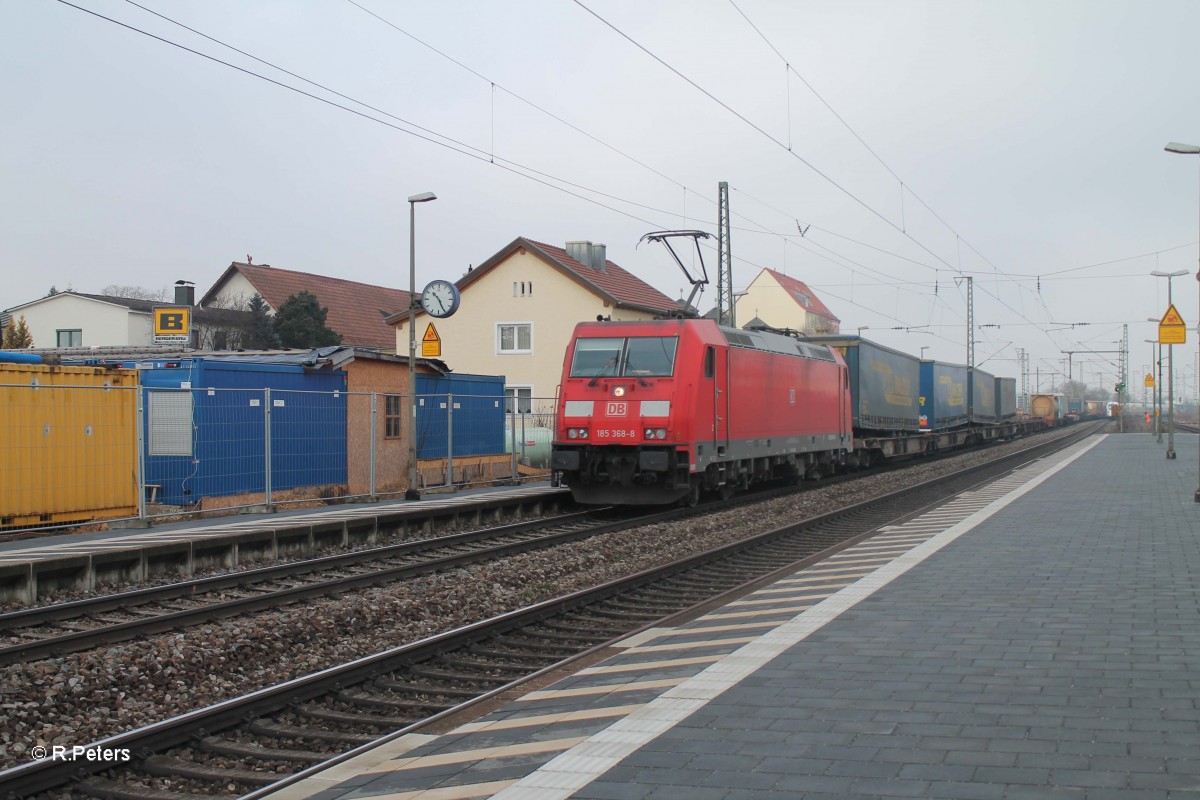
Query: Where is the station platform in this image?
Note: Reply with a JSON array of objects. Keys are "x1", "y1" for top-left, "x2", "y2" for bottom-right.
[
  {"x1": 262, "y1": 431, "x2": 1200, "y2": 800},
  {"x1": 0, "y1": 484, "x2": 564, "y2": 604}
]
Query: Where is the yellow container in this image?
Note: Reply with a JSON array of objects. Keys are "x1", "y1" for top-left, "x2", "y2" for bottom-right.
[{"x1": 0, "y1": 363, "x2": 140, "y2": 529}]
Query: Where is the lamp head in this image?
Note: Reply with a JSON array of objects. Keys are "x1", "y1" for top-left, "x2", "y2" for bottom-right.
[
  {"x1": 1165, "y1": 142, "x2": 1200, "y2": 155},
  {"x1": 408, "y1": 192, "x2": 437, "y2": 203}
]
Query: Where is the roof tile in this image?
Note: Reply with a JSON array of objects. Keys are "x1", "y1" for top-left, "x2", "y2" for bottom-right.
[{"x1": 208, "y1": 263, "x2": 407, "y2": 349}]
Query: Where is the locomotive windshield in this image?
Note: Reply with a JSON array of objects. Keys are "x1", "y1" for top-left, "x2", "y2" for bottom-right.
[{"x1": 569, "y1": 336, "x2": 678, "y2": 378}]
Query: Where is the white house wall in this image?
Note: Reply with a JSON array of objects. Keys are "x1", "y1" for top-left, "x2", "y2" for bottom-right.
[
  {"x1": 14, "y1": 295, "x2": 145, "y2": 348},
  {"x1": 207, "y1": 272, "x2": 261, "y2": 310}
]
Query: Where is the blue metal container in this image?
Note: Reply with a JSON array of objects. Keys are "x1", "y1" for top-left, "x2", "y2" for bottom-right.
[
  {"x1": 804, "y1": 335, "x2": 921, "y2": 431},
  {"x1": 995, "y1": 377, "x2": 1017, "y2": 419},
  {"x1": 919, "y1": 360, "x2": 969, "y2": 430},
  {"x1": 967, "y1": 367, "x2": 997, "y2": 424},
  {"x1": 1067, "y1": 397, "x2": 1083, "y2": 415},
  {"x1": 0, "y1": 352, "x2": 42, "y2": 364},
  {"x1": 415, "y1": 372, "x2": 506, "y2": 460},
  {"x1": 128, "y1": 359, "x2": 347, "y2": 506}
]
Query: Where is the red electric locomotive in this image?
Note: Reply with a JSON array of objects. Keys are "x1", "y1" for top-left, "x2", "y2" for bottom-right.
[{"x1": 550, "y1": 318, "x2": 854, "y2": 505}]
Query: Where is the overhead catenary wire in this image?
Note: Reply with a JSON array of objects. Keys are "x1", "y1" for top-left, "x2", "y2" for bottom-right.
[{"x1": 54, "y1": 0, "x2": 1174, "y2": 378}]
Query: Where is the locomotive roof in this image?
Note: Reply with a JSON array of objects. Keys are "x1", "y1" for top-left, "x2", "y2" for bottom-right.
[{"x1": 722, "y1": 325, "x2": 837, "y2": 362}]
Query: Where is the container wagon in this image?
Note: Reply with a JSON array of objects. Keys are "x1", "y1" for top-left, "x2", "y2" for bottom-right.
[
  {"x1": 1029, "y1": 393, "x2": 1065, "y2": 426},
  {"x1": 995, "y1": 376, "x2": 1017, "y2": 420},
  {"x1": 0, "y1": 363, "x2": 139, "y2": 529},
  {"x1": 968, "y1": 367, "x2": 998, "y2": 424},
  {"x1": 919, "y1": 360, "x2": 968, "y2": 430},
  {"x1": 802, "y1": 335, "x2": 921, "y2": 432}
]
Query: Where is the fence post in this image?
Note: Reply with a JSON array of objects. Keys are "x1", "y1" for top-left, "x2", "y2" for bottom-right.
[
  {"x1": 136, "y1": 385, "x2": 147, "y2": 521},
  {"x1": 446, "y1": 392, "x2": 454, "y2": 489},
  {"x1": 369, "y1": 392, "x2": 377, "y2": 499},
  {"x1": 510, "y1": 410, "x2": 518, "y2": 482},
  {"x1": 263, "y1": 388, "x2": 272, "y2": 508}
]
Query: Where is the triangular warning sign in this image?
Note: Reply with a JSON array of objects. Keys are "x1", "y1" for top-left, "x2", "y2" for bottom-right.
[
  {"x1": 1161, "y1": 304, "x2": 1185, "y2": 326},
  {"x1": 422, "y1": 323, "x2": 441, "y2": 343}
]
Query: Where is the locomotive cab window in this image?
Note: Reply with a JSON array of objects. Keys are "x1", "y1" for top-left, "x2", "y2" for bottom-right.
[
  {"x1": 704, "y1": 346, "x2": 715, "y2": 378},
  {"x1": 569, "y1": 336, "x2": 678, "y2": 378}
]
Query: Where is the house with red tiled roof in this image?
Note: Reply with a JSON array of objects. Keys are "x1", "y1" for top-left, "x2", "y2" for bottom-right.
[
  {"x1": 734, "y1": 267, "x2": 840, "y2": 336},
  {"x1": 387, "y1": 237, "x2": 678, "y2": 415},
  {"x1": 200, "y1": 261, "x2": 408, "y2": 350}
]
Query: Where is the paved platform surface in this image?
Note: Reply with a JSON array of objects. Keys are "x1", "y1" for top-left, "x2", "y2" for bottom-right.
[{"x1": 261, "y1": 432, "x2": 1200, "y2": 800}]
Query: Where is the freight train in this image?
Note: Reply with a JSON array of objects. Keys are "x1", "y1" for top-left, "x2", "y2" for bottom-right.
[{"x1": 550, "y1": 319, "x2": 1039, "y2": 505}]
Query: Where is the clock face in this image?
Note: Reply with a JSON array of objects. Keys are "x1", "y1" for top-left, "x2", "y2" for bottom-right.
[{"x1": 420, "y1": 279, "x2": 460, "y2": 318}]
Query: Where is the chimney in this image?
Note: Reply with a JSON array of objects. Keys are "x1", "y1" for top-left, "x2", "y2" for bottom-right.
[
  {"x1": 174, "y1": 280, "x2": 195, "y2": 306},
  {"x1": 565, "y1": 241, "x2": 607, "y2": 272}
]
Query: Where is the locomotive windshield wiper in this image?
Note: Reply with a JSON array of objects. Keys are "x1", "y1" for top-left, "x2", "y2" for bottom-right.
[
  {"x1": 623, "y1": 357, "x2": 651, "y2": 386},
  {"x1": 588, "y1": 357, "x2": 618, "y2": 387}
]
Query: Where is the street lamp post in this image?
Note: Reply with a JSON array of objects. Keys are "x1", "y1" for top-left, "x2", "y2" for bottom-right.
[
  {"x1": 1152, "y1": 269, "x2": 1188, "y2": 459},
  {"x1": 1145, "y1": 338, "x2": 1160, "y2": 438},
  {"x1": 1164, "y1": 142, "x2": 1200, "y2": 501},
  {"x1": 406, "y1": 191, "x2": 437, "y2": 500},
  {"x1": 920, "y1": 346, "x2": 930, "y2": 359}
]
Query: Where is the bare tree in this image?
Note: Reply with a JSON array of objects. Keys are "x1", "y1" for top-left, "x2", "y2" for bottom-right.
[{"x1": 100, "y1": 284, "x2": 167, "y2": 301}]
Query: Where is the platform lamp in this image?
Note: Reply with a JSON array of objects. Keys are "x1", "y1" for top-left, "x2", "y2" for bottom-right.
[
  {"x1": 406, "y1": 191, "x2": 437, "y2": 501},
  {"x1": 1152, "y1": 269, "x2": 1188, "y2": 460},
  {"x1": 1164, "y1": 142, "x2": 1200, "y2": 501},
  {"x1": 1145, "y1": 337, "x2": 1161, "y2": 440}
]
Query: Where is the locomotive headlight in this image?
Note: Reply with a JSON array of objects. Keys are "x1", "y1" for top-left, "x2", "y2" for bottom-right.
[
  {"x1": 613, "y1": 386, "x2": 626, "y2": 397},
  {"x1": 568, "y1": 429, "x2": 578, "y2": 439},
  {"x1": 644, "y1": 428, "x2": 655, "y2": 439},
  {"x1": 656, "y1": 428, "x2": 667, "y2": 439}
]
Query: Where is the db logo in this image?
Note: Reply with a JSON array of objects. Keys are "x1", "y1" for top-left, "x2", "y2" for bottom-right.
[{"x1": 606, "y1": 402, "x2": 628, "y2": 416}]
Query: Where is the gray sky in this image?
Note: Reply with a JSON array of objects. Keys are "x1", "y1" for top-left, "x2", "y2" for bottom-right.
[{"x1": 5, "y1": 0, "x2": 1200, "y2": 396}]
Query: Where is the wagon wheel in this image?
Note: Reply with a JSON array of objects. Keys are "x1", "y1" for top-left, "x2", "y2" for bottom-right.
[{"x1": 680, "y1": 479, "x2": 701, "y2": 508}]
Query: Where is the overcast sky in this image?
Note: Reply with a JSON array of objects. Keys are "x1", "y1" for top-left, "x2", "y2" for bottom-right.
[{"x1": 5, "y1": 0, "x2": 1200, "y2": 396}]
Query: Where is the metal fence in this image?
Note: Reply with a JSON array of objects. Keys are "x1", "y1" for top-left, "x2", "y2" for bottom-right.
[{"x1": 1, "y1": 382, "x2": 557, "y2": 534}]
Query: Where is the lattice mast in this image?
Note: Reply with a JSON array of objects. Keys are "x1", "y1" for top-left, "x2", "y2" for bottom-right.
[{"x1": 717, "y1": 181, "x2": 734, "y2": 328}]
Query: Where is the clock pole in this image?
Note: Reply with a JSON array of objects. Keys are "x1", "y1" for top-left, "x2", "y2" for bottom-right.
[{"x1": 406, "y1": 191, "x2": 437, "y2": 501}]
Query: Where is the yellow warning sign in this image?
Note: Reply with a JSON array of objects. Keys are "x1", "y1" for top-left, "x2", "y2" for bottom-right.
[
  {"x1": 1159, "y1": 303, "x2": 1187, "y2": 345},
  {"x1": 421, "y1": 322, "x2": 441, "y2": 358},
  {"x1": 1145, "y1": 372, "x2": 1155, "y2": 388}
]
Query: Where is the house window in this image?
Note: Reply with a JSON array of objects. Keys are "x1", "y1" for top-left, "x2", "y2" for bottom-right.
[
  {"x1": 506, "y1": 386, "x2": 533, "y2": 414},
  {"x1": 385, "y1": 395, "x2": 402, "y2": 438},
  {"x1": 512, "y1": 281, "x2": 534, "y2": 297},
  {"x1": 497, "y1": 322, "x2": 532, "y2": 354},
  {"x1": 57, "y1": 329, "x2": 82, "y2": 347}
]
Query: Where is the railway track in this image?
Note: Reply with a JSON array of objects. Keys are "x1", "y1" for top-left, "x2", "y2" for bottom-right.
[
  {"x1": 0, "y1": 422, "x2": 1103, "y2": 800},
  {"x1": 0, "y1": 510, "x2": 677, "y2": 665}
]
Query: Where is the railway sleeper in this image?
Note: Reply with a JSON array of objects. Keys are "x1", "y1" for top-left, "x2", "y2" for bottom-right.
[
  {"x1": 199, "y1": 735, "x2": 328, "y2": 763},
  {"x1": 496, "y1": 631, "x2": 598, "y2": 648},
  {"x1": 542, "y1": 617, "x2": 630, "y2": 636},
  {"x1": 296, "y1": 703, "x2": 414, "y2": 729},
  {"x1": 468, "y1": 644, "x2": 568, "y2": 663},
  {"x1": 337, "y1": 689, "x2": 445, "y2": 716},
  {"x1": 373, "y1": 677, "x2": 480, "y2": 697},
  {"x1": 604, "y1": 598, "x2": 689, "y2": 613},
  {"x1": 406, "y1": 665, "x2": 515, "y2": 685},
  {"x1": 343, "y1": 690, "x2": 453, "y2": 714},
  {"x1": 141, "y1": 753, "x2": 288, "y2": 786},
  {"x1": 436, "y1": 654, "x2": 538, "y2": 673},
  {"x1": 249, "y1": 719, "x2": 378, "y2": 745},
  {"x1": 80, "y1": 775, "x2": 229, "y2": 800},
  {"x1": 486, "y1": 636, "x2": 583, "y2": 655},
  {"x1": 582, "y1": 607, "x2": 660, "y2": 623}
]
